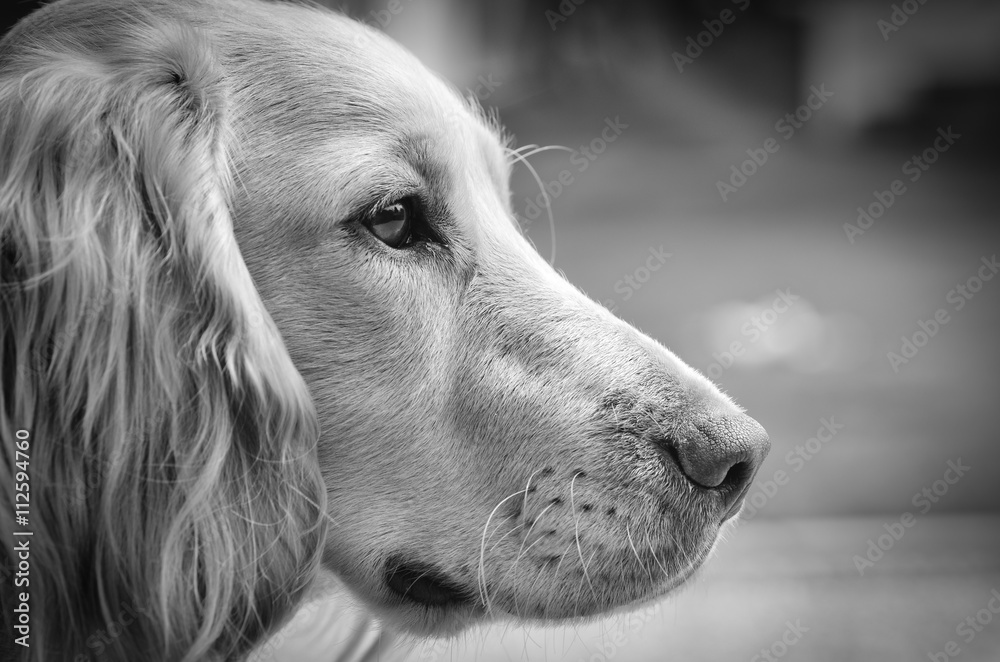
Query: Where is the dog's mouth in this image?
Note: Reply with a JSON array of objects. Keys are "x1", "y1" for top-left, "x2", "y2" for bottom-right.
[
  {"x1": 374, "y1": 502, "x2": 726, "y2": 629},
  {"x1": 384, "y1": 555, "x2": 474, "y2": 608}
]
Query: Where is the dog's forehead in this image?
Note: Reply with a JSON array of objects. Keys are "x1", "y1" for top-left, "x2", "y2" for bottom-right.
[
  {"x1": 218, "y1": 2, "x2": 512, "y2": 230},
  {"x1": 232, "y1": 8, "x2": 482, "y2": 131},
  {"x1": 223, "y1": 3, "x2": 508, "y2": 192}
]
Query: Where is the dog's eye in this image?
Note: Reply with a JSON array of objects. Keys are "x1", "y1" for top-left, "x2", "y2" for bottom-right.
[
  {"x1": 363, "y1": 196, "x2": 440, "y2": 250},
  {"x1": 367, "y1": 200, "x2": 411, "y2": 248}
]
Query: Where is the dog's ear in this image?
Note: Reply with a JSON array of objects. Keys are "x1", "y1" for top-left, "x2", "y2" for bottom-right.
[{"x1": 0, "y1": 13, "x2": 326, "y2": 662}]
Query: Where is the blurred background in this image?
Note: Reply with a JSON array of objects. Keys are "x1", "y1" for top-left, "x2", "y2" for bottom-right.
[{"x1": 6, "y1": 0, "x2": 998, "y2": 660}]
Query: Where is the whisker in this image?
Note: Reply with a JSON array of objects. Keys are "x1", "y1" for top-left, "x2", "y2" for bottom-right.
[
  {"x1": 542, "y1": 542, "x2": 574, "y2": 616},
  {"x1": 514, "y1": 144, "x2": 574, "y2": 160},
  {"x1": 570, "y1": 560, "x2": 591, "y2": 619},
  {"x1": 665, "y1": 523, "x2": 696, "y2": 571},
  {"x1": 646, "y1": 531, "x2": 670, "y2": 579},
  {"x1": 569, "y1": 471, "x2": 598, "y2": 604},
  {"x1": 488, "y1": 521, "x2": 525, "y2": 555},
  {"x1": 492, "y1": 467, "x2": 550, "y2": 568},
  {"x1": 478, "y1": 488, "x2": 529, "y2": 612},
  {"x1": 506, "y1": 534, "x2": 552, "y2": 618},
  {"x1": 521, "y1": 468, "x2": 544, "y2": 523},
  {"x1": 501, "y1": 508, "x2": 555, "y2": 585},
  {"x1": 507, "y1": 148, "x2": 557, "y2": 265},
  {"x1": 585, "y1": 548, "x2": 599, "y2": 604},
  {"x1": 285, "y1": 481, "x2": 337, "y2": 529},
  {"x1": 404, "y1": 569, "x2": 435, "y2": 595},
  {"x1": 506, "y1": 143, "x2": 539, "y2": 156},
  {"x1": 625, "y1": 521, "x2": 652, "y2": 584},
  {"x1": 508, "y1": 501, "x2": 555, "y2": 564}
]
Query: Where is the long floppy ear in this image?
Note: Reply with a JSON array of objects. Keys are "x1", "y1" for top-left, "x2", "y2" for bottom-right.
[{"x1": 0, "y1": 9, "x2": 326, "y2": 662}]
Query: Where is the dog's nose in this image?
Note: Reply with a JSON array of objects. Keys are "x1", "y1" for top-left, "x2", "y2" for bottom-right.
[{"x1": 670, "y1": 414, "x2": 770, "y2": 505}]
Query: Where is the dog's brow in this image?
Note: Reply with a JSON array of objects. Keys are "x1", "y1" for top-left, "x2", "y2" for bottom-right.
[
  {"x1": 463, "y1": 98, "x2": 511, "y2": 159},
  {"x1": 480, "y1": 130, "x2": 511, "y2": 192},
  {"x1": 396, "y1": 132, "x2": 453, "y2": 196},
  {"x1": 458, "y1": 99, "x2": 512, "y2": 193}
]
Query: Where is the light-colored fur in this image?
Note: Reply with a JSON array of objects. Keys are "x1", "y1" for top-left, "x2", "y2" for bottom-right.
[{"x1": 0, "y1": 0, "x2": 769, "y2": 660}]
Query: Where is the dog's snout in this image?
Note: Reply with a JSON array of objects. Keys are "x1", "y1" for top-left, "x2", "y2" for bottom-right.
[{"x1": 669, "y1": 415, "x2": 770, "y2": 500}]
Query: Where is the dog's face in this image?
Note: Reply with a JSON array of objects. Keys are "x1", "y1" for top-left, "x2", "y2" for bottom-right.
[{"x1": 224, "y1": 2, "x2": 770, "y2": 633}]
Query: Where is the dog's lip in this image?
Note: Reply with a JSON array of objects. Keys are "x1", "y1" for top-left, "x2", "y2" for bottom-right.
[
  {"x1": 720, "y1": 483, "x2": 752, "y2": 522},
  {"x1": 384, "y1": 556, "x2": 475, "y2": 608}
]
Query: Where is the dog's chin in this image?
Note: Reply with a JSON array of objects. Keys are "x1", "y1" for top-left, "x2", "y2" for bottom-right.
[
  {"x1": 362, "y1": 521, "x2": 732, "y2": 637},
  {"x1": 378, "y1": 558, "x2": 710, "y2": 638}
]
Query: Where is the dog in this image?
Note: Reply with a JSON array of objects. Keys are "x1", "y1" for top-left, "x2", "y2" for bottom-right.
[{"x1": 0, "y1": 0, "x2": 771, "y2": 659}]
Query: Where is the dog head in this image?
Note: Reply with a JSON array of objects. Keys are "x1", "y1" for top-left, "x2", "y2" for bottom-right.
[
  {"x1": 0, "y1": 0, "x2": 770, "y2": 657},
  {"x1": 221, "y1": 0, "x2": 770, "y2": 634}
]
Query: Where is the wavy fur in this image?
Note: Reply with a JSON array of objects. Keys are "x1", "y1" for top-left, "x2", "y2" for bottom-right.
[{"x1": 0, "y1": 3, "x2": 326, "y2": 660}]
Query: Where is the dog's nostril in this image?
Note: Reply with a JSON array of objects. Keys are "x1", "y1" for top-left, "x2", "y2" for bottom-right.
[
  {"x1": 674, "y1": 447, "x2": 754, "y2": 490},
  {"x1": 661, "y1": 415, "x2": 770, "y2": 507},
  {"x1": 719, "y1": 460, "x2": 752, "y2": 491}
]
